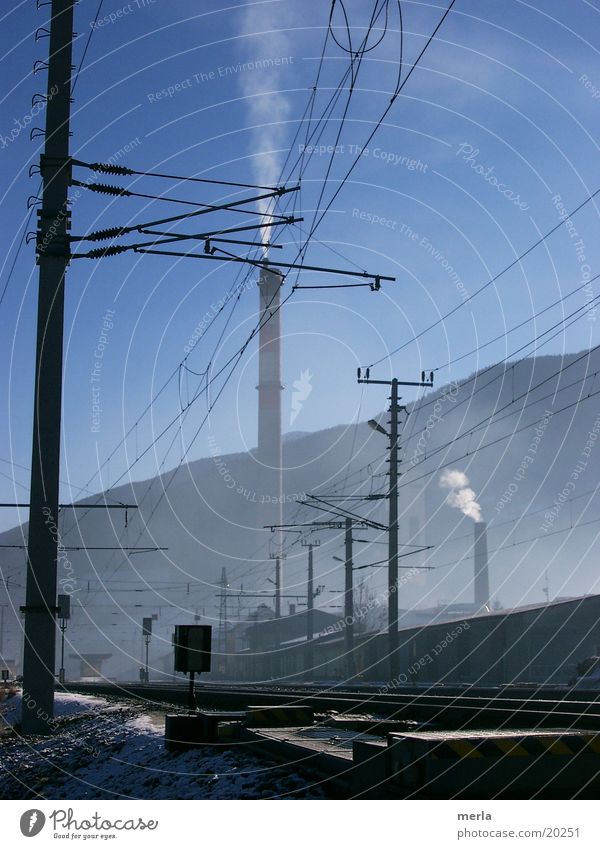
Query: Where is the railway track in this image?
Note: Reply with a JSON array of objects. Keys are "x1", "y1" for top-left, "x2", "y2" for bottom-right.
[
  {"x1": 61, "y1": 681, "x2": 600, "y2": 731},
  {"x1": 54, "y1": 682, "x2": 600, "y2": 798}
]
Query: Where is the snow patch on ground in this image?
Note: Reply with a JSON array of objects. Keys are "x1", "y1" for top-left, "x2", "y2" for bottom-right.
[
  {"x1": 1, "y1": 690, "x2": 104, "y2": 730},
  {"x1": 0, "y1": 692, "x2": 326, "y2": 800}
]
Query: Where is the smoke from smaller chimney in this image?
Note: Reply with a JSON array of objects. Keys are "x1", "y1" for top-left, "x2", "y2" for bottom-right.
[{"x1": 439, "y1": 469, "x2": 483, "y2": 522}]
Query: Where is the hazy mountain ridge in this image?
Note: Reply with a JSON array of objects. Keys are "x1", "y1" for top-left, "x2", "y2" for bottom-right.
[{"x1": 2, "y1": 350, "x2": 600, "y2": 677}]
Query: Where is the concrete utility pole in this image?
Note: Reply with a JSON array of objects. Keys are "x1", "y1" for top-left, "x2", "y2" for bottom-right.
[
  {"x1": 358, "y1": 369, "x2": 433, "y2": 682},
  {"x1": 388, "y1": 379, "x2": 401, "y2": 676},
  {"x1": 22, "y1": 0, "x2": 74, "y2": 734},
  {"x1": 267, "y1": 552, "x2": 282, "y2": 648},
  {"x1": 273, "y1": 514, "x2": 388, "y2": 681},
  {"x1": 218, "y1": 568, "x2": 229, "y2": 655},
  {"x1": 0, "y1": 605, "x2": 6, "y2": 656},
  {"x1": 301, "y1": 540, "x2": 320, "y2": 675},
  {"x1": 274, "y1": 556, "x2": 281, "y2": 621},
  {"x1": 344, "y1": 517, "x2": 354, "y2": 668}
]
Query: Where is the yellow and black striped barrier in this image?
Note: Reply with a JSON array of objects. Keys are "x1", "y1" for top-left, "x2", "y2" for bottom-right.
[
  {"x1": 386, "y1": 731, "x2": 600, "y2": 794},
  {"x1": 428, "y1": 733, "x2": 600, "y2": 760}
]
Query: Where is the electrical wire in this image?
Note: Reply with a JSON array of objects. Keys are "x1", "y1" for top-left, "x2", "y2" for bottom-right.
[
  {"x1": 58, "y1": 1, "x2": 452, "y2": 611},
  {"x1": 433, "y1": 271, "x2": 600, "y2": 373},
  {"x1": 367, "y1": 186, "x2": 600, "y2": 369}
]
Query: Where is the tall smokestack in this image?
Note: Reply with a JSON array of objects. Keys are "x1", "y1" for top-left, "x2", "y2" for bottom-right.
[
  {"x1": 474, "y1": 521, "x2": 490, "y2": 609},
  {"x1": 257, "y1": 268, "x2": 284, "y2": 554}
]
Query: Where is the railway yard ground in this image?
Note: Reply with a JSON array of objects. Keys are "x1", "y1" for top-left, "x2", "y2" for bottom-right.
[{"x1": 3, "y1": 682, "x2": 600, "y2": 800}]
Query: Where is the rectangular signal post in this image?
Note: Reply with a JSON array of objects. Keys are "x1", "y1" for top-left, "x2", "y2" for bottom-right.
[
  {"x1": 22, "y1": 0, "x2": 74, "y2": 734},
  {"x1": 358, "y1": 370, "x2": 434, "y2": 682},
  {"x1": 174, "y1": 625, "x2": 212, "y2": 711}
]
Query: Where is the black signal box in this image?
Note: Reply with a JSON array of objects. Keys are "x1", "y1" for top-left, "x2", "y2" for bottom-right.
[{"x1": 173, "y1": 625, "x2": 212, "y2": 673}]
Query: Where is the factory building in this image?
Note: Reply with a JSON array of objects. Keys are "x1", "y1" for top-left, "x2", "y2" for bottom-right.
[{"x1": 218, "y1": 593, "x2": 600, "y2": 687}]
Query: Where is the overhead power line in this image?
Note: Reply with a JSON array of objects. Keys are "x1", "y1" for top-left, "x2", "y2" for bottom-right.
[{"x1": 367, "y1": 185, "x2": 600, "y2": 369}]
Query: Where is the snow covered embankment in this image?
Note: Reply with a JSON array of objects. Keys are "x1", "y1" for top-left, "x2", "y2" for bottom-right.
[{"x1": 0, "y1": 691, "x2": 325, "y2": 800}]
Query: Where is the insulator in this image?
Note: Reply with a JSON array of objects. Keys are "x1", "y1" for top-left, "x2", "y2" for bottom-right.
[
  {"x1": 366, "y1": 368, "x2": 370, "y2": 379},
  {"x1": 85, "y1": 226, "x2": 128, "y2": 242},
  {"x1": 89, "y1": 162, "x2": 135, "y2": 176},
  {"x1": 86, "y1": 245, "x2": 130, "y2": 258},
  {"x1": 357, "y1": 368, "x2": 361, "y2": 379},
  {"x1": 85, "y1": 182, "x2": 131, "y2": 196}
]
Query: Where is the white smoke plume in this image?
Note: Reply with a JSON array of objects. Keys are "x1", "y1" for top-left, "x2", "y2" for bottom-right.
[
  {"x1": 239, "y1": 4, "x2": 294, "y2": 246},
  {"x1": 439, "y1": 468, "x2": 483, "y2": 522},
  {"x1": 290, "y1": 368, "x2": 313, "y2": 425}
]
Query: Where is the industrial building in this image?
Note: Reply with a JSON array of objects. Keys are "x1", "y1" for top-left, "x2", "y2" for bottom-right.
[{"x1": 216, "y1": 593, "x2": 600, "y2": 687}]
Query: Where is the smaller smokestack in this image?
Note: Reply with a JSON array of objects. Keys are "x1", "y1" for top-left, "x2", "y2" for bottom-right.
[{"x1": 474, "y1": 521, "x2": 490, "y2": 609}]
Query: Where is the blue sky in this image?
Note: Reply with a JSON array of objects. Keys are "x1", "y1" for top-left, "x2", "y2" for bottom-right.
[{"x1": 1, "y1": 0, "x2": 599, "y2": 532}]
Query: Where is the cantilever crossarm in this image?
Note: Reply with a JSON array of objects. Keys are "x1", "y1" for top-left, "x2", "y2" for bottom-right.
[
  {"x1": 353, "y1": 547, "x2": 435, "y2": 570},
  {"x1": 302, "y1": 495, "x2": 388, "y2": 531},
  {"x1": 131, "y1": 245, "x2": 394, "y2": 286},
  {"x1": 356, "y1": 368, "x2": 435, "y2": 388},
  {"x1": 268, "y1": 521, "x2": 352, "y2": 530},
  {"x1": 70, "y1": 157, "x2": 287, "y2": 192},
  {"x1": 70, "y1": 185, "x2": 299, "y2": 248}
]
